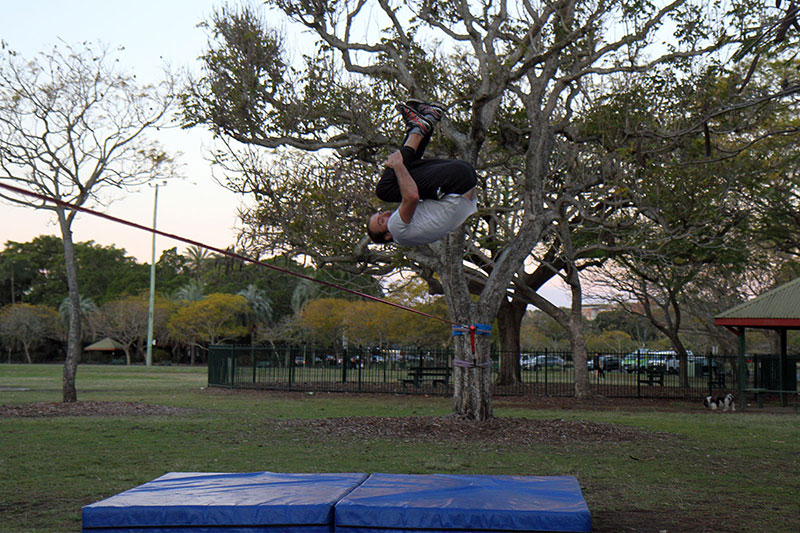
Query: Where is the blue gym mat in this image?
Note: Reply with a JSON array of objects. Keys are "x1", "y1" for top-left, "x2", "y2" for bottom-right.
[
  {"x1": 81, "y1": 471, "x2": 368, "y2": 532},
  {"x1": 334, "y1": 473, "x2": 591, "y2": 532},
  {"x1": 83, "y1": 472, "x2": 591, "y2": 532}
]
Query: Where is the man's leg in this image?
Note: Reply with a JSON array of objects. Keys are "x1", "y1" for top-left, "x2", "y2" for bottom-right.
[
  {"x1": 375, "y1": 103, "x2": 455, "y2": 202},
  {"x1": 396, "y1": 103, "x2": 437, "y2": 164},
  {"x1": 399, "y1": 132, "x2": 425, "y2": 167},
  {"x1": 401, "y1": 101, "x2": 445, "y2": 160},
  {"x1": 375, "y1": 132, "x2": 426, "y2": 203},
  {"x1": 375, "y1": 104, "x2": 438, "y2": 202},
  {"x1": 405, "y1": 100, "x2": 445, "y2": 159},
  {"x1": 414, "y1": 159, "x2": 477, "y2": 199}
]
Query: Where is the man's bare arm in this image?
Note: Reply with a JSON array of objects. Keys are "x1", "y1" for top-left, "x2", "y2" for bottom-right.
[{"x1": 385, "y1": 150, "x2": 418, "y2": 223}]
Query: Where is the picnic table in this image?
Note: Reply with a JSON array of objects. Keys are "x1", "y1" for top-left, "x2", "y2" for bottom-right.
[
  {"x1": 401, "y1": 366, "x2": 450, "y2": 388},
  {"x1": 638, "y1": 368, "x2": 665, "y2": 386}
]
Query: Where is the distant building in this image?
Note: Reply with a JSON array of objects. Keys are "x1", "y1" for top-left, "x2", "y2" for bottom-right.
[{"x1": 582, "y1": 304, "x2": 610, "y2": 321}]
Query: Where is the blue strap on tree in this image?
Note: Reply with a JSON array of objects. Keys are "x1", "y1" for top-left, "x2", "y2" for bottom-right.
[{"x1": 452, "y1": 323, "x2": 492, "y2": 355}]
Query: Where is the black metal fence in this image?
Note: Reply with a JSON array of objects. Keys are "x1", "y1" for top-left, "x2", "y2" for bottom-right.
[{"x1": 208, "y1": 345, "x2": 798, "y2": 400}]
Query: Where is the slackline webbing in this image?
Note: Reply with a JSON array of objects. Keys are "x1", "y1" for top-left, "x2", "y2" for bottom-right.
[{"x1": 0, "y1": 181, "x2": 454, "y2": 326}]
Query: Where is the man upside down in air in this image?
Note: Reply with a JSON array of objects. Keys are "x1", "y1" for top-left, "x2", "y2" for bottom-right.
[{"x1": 367, "y1": 100, "x2": 478, "y2": 246}]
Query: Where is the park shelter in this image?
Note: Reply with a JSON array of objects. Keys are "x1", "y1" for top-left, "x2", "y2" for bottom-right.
[
  {"x1": 84, "y1": 337, "x2": 125, "y2": 351},
  {"x1": 714, "y1": 276, "x2": 800, "y2": 408},
  {"x1": 83, "y1": 337, "x2": 125, "y2": 363}
]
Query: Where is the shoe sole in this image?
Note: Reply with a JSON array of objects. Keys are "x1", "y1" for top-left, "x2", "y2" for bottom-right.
[
  {"x1": 406, "y1": 98, "x2": 447, "y2": 114},
  {"x1": 405, "y1": 99, "x2": 446, "y2": 122},
  {"x1": 396, "y1": 103, "x2": 433, "y2": 134}
]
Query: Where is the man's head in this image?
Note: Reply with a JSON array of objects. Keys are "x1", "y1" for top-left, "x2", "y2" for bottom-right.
[{"x1": 367, "y1": 211, "x2": 393, "y2": 244}]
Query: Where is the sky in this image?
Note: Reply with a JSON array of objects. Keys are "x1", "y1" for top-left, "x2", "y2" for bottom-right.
[
  {"x1": 0, "y1": 0, "x2": 244, "y2": 262},
  {"x1": 0, "y1": 0, "x2": 570, "y2": 306}
]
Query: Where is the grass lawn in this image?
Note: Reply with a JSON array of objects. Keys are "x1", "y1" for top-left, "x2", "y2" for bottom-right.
[{"x1": 1, "y1": 363, "x2": 798, "y2": 532}]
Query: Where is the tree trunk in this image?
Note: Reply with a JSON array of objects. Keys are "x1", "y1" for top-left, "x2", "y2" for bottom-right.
[
  {"x1": 671, "y1": 339, "x2": 691, "y2": 388},
  {"x1": 495, "y1": 297, "x2": 525, "y2": 386},
  {"x1": 528, "y1": 262, "x2": 593, "y2": 399},
  {"x1": 439, "y1": 239, "x2": 494, "y2": 421},
  {"x1": 639, "y1": 288, "x2": 691, "y2": 387},
  {"x1": 568, "y1": 316, "x2": 592, "y2": 399},
  {"x1": 23, "y1": 342, "x2": 32, "y2": 364},
  {"x1": 452, "y1": 332, "x2": 493, "y2": 420},
  {"x1": 566, "y1": 268, "x2": 592, "y2": 399},
  {"x1": 57, "y1": 207, "x2": 81, "y2": 403}
]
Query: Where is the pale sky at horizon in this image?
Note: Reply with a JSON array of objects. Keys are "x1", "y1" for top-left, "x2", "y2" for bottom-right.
[
  {"x1": 0, "y1": 0, "x2": 570, "y2": 306},
  {"x1": 0, "y1": 0, "x2": 245, "y2": 264}
]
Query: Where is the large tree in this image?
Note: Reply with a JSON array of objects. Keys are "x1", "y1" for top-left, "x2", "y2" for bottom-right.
[
  {"x1": 167, "y1": 293, "x2": 249, "y2": 358},
  {"x1": 0, "y1": 43, "x2": 177, "y2": 401},
  {"x1": 0, "y1": 303, "x2": 60, "y2": 363},
  {"x1": 96, "y1": 295, "x2": 172, "y2": 365},
  {"x1": 1, "y1": 236, "x2": 152, "y2": 307},
  {"x1": 183, "y1": 1, "x2": 756, "y2": 418},
  {"x1": 583, "y1": 32, "x2": 800, "y2": 382}
]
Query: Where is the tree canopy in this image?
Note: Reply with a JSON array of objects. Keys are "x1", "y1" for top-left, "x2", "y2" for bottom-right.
[
  {"x1": 180, "y1": 0, "x2": 800, "y2": 418},
  {"x1": 0, "y1": 41, "x2": 177, "y2": 402}
]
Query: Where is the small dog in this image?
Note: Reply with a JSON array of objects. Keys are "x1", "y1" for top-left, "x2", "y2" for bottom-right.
[{"x1": 703, "y1": 393, "x2": 735, "y2": 412}]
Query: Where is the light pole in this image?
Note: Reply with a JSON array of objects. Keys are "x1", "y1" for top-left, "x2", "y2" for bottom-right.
[{"x1": 146, "y1": 181, "x2": 165, "y2": 367}]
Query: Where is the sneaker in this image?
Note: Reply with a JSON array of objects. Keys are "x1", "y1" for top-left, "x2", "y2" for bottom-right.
[
  {"x1": 396, "y1": 103, "x2": 433, "y2": 136},
  {"x1": 406, "y1": 99, "x2": 446, "y2": 123}
]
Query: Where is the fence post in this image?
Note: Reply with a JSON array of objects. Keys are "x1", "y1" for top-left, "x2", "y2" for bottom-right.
[
  {"x1": 544, "y1": 348, "x2": 549, "y2": 396},
  {"x1": 288, "y1": 346, "x2": 294, "y2": 387},
  {"x1": 737, "y1": 328, "x2": 747, "y2": 410},
  {"x1": 358, "y1": 347, "x2": 363, "y2": 392},
  {"x1": 753, "y1": 354, "x2": 759, "y2": 389},
  {"x1": 445, "y1": 348, "x2": 451, "y2": 394},
  {"x1": 636, "y1": 349, "x2": 642, "y2": 398},
  {"x1": 341, "y1": 348, "x2": 348, "y2": 383}
]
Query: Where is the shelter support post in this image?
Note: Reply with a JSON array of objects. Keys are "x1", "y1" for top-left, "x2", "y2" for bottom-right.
[
  {"x1": 738, "y1": 327, "x2": 746, "y2": 411},
  {"x1": 780, "y1": 328, "x2": 788, "y2": 407}
]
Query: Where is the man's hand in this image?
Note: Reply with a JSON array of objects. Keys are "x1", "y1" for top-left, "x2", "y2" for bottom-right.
[{"x1": 384, "y1": 150, "x2": 404, "y2": 170}]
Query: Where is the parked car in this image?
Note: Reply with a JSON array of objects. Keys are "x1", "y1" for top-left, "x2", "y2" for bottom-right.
[
  {"x1": 620, "y1": 350, "x2": 667, "y2": 373},
  {"x1": 293, "y1": 356, "x2": 306, "y2": 366},
  {"x1": 647, "y1": 351, "x2": 704, "y2": 374},
  {"x1": 687, "y1": 354, "x2": 720, "y2": 375},
  {"x1": 522, "y1": 355, "x2": 565, "y2": 371},
  {"x1": 645, "y1": 351, "x2": 678, "y2": 373},
  {"x1": 622, "y1": 351, "x2": 648, "y2": 373},
  {"x1": 587, "y1": 355, "x2": 621, "y2": 372},
  {"x1": 520, "y1": 354, "x2": 535, "y2": 370}
]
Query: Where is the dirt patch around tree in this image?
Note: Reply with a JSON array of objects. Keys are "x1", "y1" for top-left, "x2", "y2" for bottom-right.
[{"x1": 277, "y1": 414, "x2": 672, "y2": 445}]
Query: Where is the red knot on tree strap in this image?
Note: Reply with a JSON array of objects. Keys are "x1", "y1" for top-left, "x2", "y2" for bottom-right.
[{"x1": 452, "y1": 323, "x2": 492, "y2": 353}]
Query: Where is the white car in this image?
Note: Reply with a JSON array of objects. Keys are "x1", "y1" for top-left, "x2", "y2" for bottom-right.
[
  {"x1": 521, "y1": 354, "x2": 565, "y2": 370},
  {"x1": 646, "y1": 351, "x2": 693, "y2": 374}
]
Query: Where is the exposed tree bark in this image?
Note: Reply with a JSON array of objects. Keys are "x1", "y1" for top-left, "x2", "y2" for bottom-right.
[
  {"x1": 639, "y1": 282, "x2": 692, "y2": 388},
  {"x1": 495, "y1": 297, "x2": 526, "y2": 386},
  {"x1": 57, "y1": 207, "x2": 81, "y2": 403}
]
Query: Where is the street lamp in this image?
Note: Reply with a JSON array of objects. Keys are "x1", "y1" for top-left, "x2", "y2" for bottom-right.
[{"x1": 146, "y1": 181, "x2": 167, "y2": 367}]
